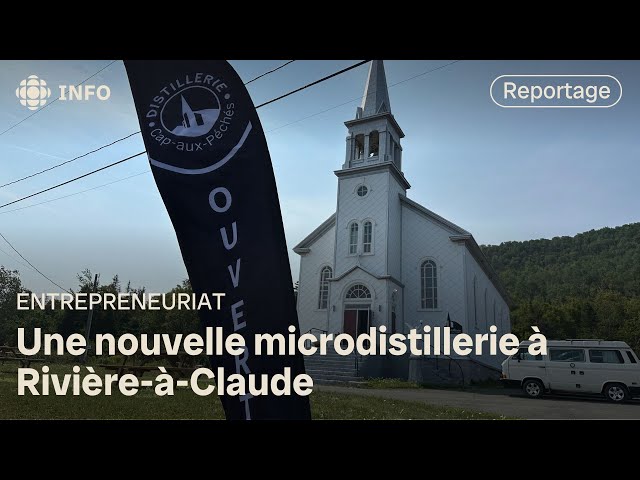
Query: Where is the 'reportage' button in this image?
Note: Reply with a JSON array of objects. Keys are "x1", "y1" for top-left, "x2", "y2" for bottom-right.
[{"x1": 490, "y1": 74, "x2": 622, "y2": 108}]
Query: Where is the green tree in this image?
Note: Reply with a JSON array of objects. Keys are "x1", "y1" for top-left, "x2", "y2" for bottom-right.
[{"x1": 0, "y1": 266, "x2": 27, "y2": 345}]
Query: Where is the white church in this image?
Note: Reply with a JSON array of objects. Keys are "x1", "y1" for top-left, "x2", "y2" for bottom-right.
[{"x1": 294, "y1": 60, "x2": 511, "y2": 380}]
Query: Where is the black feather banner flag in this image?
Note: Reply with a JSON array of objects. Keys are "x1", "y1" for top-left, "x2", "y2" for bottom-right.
[{"x1": 124, "y1": 60, "x2": 311, "y2": 420}]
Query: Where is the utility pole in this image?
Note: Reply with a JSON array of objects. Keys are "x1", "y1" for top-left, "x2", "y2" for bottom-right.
[{"x1": 82, "y1": 273, "x2": 99, "y2": 364}]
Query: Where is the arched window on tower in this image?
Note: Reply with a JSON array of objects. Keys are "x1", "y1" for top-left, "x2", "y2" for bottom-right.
[
  {"x1": 420, "y1": 260, "x2": 438, "y2": 309},
  {"x1": 318, "y1": 266, "x2": 332, "y2": 310},
  {"x1": 353, "y1": 134, "x2": 365, "y2": 163},
  {"x1": 369, "y1": 130, "x2": 379, "y2": 158},
  {"x1": 389, "y1": 136, "x2": 396, "y2": 161},
  {"x1": 363, "y1": 221, "x2": 373, "y2": 253},
  {"x1": 349, "y1": 222, "x2": 359, "y2": 255}
]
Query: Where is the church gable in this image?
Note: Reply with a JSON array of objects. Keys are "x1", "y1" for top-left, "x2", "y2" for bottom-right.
[
  {"x1": 329, "y1": 263, "x2": 403, "y2": 287},
  {"x1": 293, "y1": 213, "x2": 336, "y2": 254}
]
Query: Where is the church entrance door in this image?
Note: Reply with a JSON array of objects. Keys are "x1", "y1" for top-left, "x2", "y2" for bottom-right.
[{"x1": 343, "y1": 306, "x2": 370, "y2": 337}]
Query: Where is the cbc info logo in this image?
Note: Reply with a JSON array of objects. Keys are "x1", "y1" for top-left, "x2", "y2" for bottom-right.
[{"x1": 15, "y1": 74, "x2": 111, "y2": 111}]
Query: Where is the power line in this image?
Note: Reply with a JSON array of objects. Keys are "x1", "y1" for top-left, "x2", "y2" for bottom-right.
[
  {"x1": 0, "y1": 131, "x2": 140, "y2": 190},
  {"x1": 244, "y1": 60, "x2": 295, "y2": 85},
  {"x1": 266, "y1": 60, "x2": 461, "y2": 133},
  {"x1": 389, "y1": 59, "x2": 460, "y2": 87},
  {"x1": 255, "y1": 60, "x2": 370, "y2": 108},
  {"x1": 0, "y1": 244, "x2": 32, "y2": 270},
  {"x1": 0, "y1": 231, "x2": 70, "y2": 293},
  {"x1": 0, "y1": 60, "x2": 118, "y2": 138},
  {"x1": 0, "y1": 60, "x2": 298, "y2": 191},
  {"x1": 0, "y1": 60, "x2": 372, "y2": 209},
  {"x1": 0, "y1": 156, "x2": 146, "y2": 294},
  {"x1": 0, "y1": 170, "x2": 150, "y2": 215},
  {"x1": 0, "y1": 151, "x2": 147, "y2": 209}
]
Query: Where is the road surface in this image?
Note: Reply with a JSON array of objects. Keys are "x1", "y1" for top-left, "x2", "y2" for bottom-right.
[{"x1": 317, "y1": 385, "x2": 640, "y2": 419}]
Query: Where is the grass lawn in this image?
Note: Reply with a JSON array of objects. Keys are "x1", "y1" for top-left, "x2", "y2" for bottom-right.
[
  {"x1": 362, "y1": 378, "x2": 422, "y2": 389},
  {"x1": 362, "y1": 377, "x2": 506, "y2": 391},
  {"x1": 0, "y1": 364, "x2": 506, "y2": 420}
]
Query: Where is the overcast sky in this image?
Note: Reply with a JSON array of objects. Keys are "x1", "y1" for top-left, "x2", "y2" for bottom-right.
[{"x1": 1, "y1": 60, "x2": 638, "y2": 293}]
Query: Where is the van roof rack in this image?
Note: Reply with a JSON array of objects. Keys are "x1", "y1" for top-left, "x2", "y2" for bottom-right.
[{"x1": 565, "y1": 339, "x2": 605, "y2": 342}]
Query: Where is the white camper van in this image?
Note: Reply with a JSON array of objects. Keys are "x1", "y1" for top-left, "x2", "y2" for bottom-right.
[{"x1": 501, "y1": 339, "x2": 640, "y2": 402}]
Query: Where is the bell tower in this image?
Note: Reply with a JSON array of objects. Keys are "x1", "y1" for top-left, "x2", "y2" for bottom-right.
[
  {"x1": 333, "y1": 60, "x2": 410, "y2": 282},
  {"x1": 342, "y1": 60, "x2": 405, "y2": 170}
]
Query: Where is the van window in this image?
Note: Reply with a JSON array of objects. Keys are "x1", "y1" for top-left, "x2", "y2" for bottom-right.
[
  {"x1": 626, "y1": 351, "x2": 638, "y2": 364},
  {"x1": 589, "y1": 350, "x2": 624, "y2": 364},
  {"x1": 549, "y1": 349, "x2": 585, "y2": 362},
  {"x1": 513, "y1": 347, "x2": 542, "y2": 361}
]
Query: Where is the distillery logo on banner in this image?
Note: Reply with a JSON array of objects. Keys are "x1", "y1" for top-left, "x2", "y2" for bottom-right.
[
  {"x1": 124, "y1": 60, "x2": 311, "y2": 421},
  {"x1": 142, "y1": 73, "x2": 251, "y2": 175}
]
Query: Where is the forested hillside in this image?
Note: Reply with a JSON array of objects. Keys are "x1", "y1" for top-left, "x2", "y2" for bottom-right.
[{"x1": 482, "y1": 223, "x2": 640, "y2": 350}]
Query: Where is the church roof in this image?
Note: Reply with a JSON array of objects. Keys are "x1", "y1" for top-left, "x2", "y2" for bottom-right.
[
  {"x1": 293, "y1": 213, "x2": 336, "y2": 253},
  {"x1": 399, "y1": 194, "x2": 470, "y2": 235},
  {"x1": 361, "y1": 60, "x2": 391, "y2": 117}
]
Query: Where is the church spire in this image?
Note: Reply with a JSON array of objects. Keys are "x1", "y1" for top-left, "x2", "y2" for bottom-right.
[
  {"x1": 343, "y1": 59, "x2": 404, "y2": 171},
  {"x1": 359, "y1": 60, "x2": 391, "y2": 118}
]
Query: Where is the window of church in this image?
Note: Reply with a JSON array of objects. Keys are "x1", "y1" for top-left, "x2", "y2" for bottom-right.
[
  {"x1": 363, "y1": 221, "x2": 373, "y2": 253},
  {"x1": 369, "y1": 130, "x2": 379, "y2": 157},
  {"x1": 484, "y1": 288, "x2": 488, "y2": 330},
  {"x1": 421, "y1": 260, "x2": 438, "y2": 309},
  {"x1": 356, "y1": 185, "x2": 368, "y2": 197},
  {"x1": 346, "y1": 284, "x2": 371, "y2": 299},
  {"x1": 473, "y1": 276, "x2": 478, "y2": 329},
  {"x1": 318, "y1": 266, "x2": 332, "y2": 310},
  {"x1": 493, "y1": 299, "x2": 497, "y2": 328},
  {"x1": 349, "y1": 222, "x2": 359, "y2": 255}
]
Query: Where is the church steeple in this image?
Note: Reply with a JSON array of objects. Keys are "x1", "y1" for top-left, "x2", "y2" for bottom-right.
[
  {"x1": 359, "y1": 60, "x2": 391, "y2": 118},
  {"x1": 342, "y1": 60, "x2": 405, "y2": 171}
]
